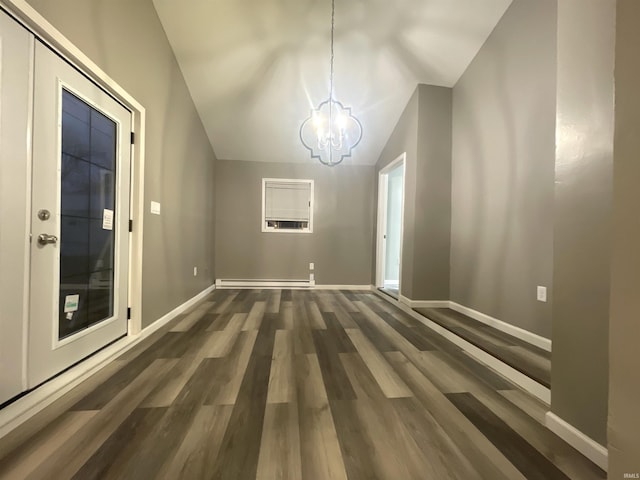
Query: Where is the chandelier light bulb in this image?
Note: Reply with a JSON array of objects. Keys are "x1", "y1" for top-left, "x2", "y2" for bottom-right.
[{"x1": 301, "y1": 97, "x2": 362, "y2": 166}]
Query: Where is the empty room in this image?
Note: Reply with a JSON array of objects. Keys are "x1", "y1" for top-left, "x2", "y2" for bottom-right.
[{"x1": 0, "y1": 0, "x2": 638, "y2": 478}]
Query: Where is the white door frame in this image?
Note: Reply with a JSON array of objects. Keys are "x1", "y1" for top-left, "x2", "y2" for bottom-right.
[
  {"x1": 375, "y1": 152, "x2": 406, "y2": 293},
  {"x1": 0, "y1": 8, "x2": 33, "y2": 405},
  {"x1": 28, "y1": 44, "x2": 133, "y2": 387},
  {"x1": 0, "y1": 0, "x2": 146, "y2": 337}
]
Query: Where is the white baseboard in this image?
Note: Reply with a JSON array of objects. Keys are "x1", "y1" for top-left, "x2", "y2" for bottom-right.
[
  {"x1": 449, "y1": 302, "x2": 552, "y2": 352},
  {"x1": 372, "y1": 289, "x2": 551, "y2": 404},
  {"x1": 148, "y1": 284, "x2": 216, "y2": 326},
  {"x1": 399, "y1": 294, "x2": 449, "y2": 309},
  {"x1": 314, "y1": 285, "x2": 372, "y2": 291},
  {"x1": 389, "y1": 294, "x2": 552, "y2": 352},
  {"x1": 214, "y1": 280, "x2": 372, "y2": 291},
  {"x1": 0, "y1": 284, "x2": 216, "y2": 439},
  {"x1": 545, "y1": 412, "x2": 608, "y2": 471},
  {"x1": 216, "y1": 279, "x2": 314, "y2": 289},
  {"x1": 412, "y1": 309, "x2": 551, "y2": 404}
]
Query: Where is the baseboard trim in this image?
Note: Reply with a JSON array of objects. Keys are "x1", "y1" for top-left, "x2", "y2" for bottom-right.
[
  {"x1": 372, "y1": 289, "x2": 551, "y2": 404},
  {"x1": 214, "y1": 280, "x2": 371, "y2": 291},
  {"x1": 448, "y1": 302, "x2": 552, "y2": 352},
  {"x1": 379, "y1": 292, "x2": 552, "y2": 354},
  {"x1": 216, "y1": 279, "x2": 315, "y2": 289},
  {"x1": 545, "y1": 412, "x2": 608, "y2": 471},
  {"x1": 398, "y1": 294, "x2": 449, "y2": 308},
  {"x1": 0, "y1": 284, "x2": 216, "y2": 439},
  {"x1": 314, "y1": 285, "x2": 372, "y2": 290}
]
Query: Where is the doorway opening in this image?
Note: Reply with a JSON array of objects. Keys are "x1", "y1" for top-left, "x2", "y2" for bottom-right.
[{"x1": 376, "y1": 153, "x2": 406, "y2": 299}]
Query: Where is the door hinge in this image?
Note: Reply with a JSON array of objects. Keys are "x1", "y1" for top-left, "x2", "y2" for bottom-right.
[
  {"x1": 127, "y1": 307, "x2": 131, "y2": 320},
  {"x1": 130, "y1": 132, "x2": 135, "y2": 145},
  {"x1": 129, "y1": 219, "x2": 133, "y2": 232}
]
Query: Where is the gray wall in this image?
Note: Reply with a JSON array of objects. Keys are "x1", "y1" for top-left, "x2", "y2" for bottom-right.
[
  {"x1": 25, "y1": 0, "x2": 218, "y2": 328},
  {"x1": 413, "y1": 85, "x2": 452, "y2": 301},
  {"x1": 376, "y1": 89, "x2": 419, "y2": 295},
  {"x1": 375, "y1": 85, "x2": 452, "y2": 301},
  {"x1": 609, "y1": 0, "x2": 640, "y2": 472},
  {"x1": 552, "y1": 0, "x2": 614, "y2": 447},
  {"x1": 215, "y1": 160, "x2": 375, "y2": 285},
  {"x1": 451, "y1": 0, "x2": 557, "y2": 338}
]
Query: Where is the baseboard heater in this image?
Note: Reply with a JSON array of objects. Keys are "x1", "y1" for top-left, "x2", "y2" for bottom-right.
[{"x1": 215, "y1": 279, "x2": 315, "y2": 289}]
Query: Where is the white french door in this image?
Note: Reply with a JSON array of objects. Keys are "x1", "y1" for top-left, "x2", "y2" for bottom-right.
[{"x1": 27, "y1": 41, "x2": 132, "y2": 388}]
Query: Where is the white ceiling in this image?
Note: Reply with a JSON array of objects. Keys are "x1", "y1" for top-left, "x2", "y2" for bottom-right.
[{"x1": 152, "y1": 0, "x2": 512, "y2": 165}]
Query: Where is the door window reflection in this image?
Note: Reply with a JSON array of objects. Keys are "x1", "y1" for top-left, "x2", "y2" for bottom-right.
[{"x1": 59, "y1": 89, "x2": 117, "y2": 339}]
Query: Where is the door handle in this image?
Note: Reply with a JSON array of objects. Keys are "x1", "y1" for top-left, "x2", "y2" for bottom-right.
[{"x1": 37, "y1": 233, "x2": 58, "y2": 246}]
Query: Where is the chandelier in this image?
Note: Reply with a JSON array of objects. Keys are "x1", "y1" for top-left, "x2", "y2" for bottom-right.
[{"x1": 300, "y1": 0, "x2": 362, "y2": 167}]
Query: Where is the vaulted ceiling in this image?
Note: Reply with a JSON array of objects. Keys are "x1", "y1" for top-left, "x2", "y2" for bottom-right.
[{"x1": 153, "y1": 0, "x2": 512, "y2": 165}]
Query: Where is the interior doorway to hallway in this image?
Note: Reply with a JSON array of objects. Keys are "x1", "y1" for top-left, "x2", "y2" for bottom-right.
[{"x1": 376, "y1": 153, "x2": 405, "y2": 299}]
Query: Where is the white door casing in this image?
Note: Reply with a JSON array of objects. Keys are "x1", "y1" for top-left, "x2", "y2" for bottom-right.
[
  {"x1": 376, "y1": 174, "x2": 389, "y2": 288},
  {"x1": 28, "y1": 41, "x2": 131, "y2": 388},
  {"x1": 0, "y1": 9, "x2": 34, "y2": 405},
  {"x1": 375, "y1": 152, "x2": 406, "y2": 294}
]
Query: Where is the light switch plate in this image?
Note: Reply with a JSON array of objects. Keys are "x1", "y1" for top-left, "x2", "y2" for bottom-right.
[
  {"x1": 309, "y1": 262, "x2": 314, "y2": 270},
  {"x1": 537, "y1": 286, "x2": 547, "y2": 302},
  {"x1": 310, "y1": 273, "x2": 315, "y2": 281},
  {"x1": 193, "y1": 267, "x2": 198, "y2": 276},
  {"x1": 150, "y1": 201, "x2": 161, "y2": 215}
]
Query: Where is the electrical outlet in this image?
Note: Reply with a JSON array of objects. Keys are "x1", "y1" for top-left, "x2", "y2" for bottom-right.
[
  {"x1": 150, "y1": 201, "x2": 161, "y2": 215},
  {"x1": 537, "y1": 286, "x2": 547, "y2": 302},
  {"x1": 309, "y1": 262, "x2": 314, "y2": 270},
  {"x1": 193, "y1": 266, "x2": 198, "y2": 276},
  {"x1": 310, "y1": 273, "x2": 315, "y2": 281}
]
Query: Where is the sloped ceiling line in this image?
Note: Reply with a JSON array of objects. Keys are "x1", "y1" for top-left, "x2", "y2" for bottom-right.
[{"x1": 153, "y1": 0, "x2": 512, "y2": 165}]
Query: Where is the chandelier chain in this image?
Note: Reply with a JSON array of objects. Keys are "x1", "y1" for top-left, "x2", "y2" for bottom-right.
[
  {"x1": 330, "y1": 0, "x2": 335, "y2": 99},
  {"x1": 299, "y1": 0, "x2": 362, "y2": 166},
  {"x1": 329, "y1": 0, "x2": 335, "y2": 163}
]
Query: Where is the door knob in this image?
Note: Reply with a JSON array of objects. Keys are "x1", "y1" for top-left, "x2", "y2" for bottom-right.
[{"x1": 37, "y1": 233, "x2": 58, "y2": 246}]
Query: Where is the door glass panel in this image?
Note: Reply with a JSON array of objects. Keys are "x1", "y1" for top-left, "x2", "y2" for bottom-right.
[{"x1": 59, "y1": 89, "x2": 116, "y2": 339}]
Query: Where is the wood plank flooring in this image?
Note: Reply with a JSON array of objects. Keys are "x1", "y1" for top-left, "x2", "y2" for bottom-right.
[
  {"x1": 415, "y1": 307, "x2": 552, "y2": 388},
  {"x1": 0, "y1": 289, "x2": 602, "y2": 480}
]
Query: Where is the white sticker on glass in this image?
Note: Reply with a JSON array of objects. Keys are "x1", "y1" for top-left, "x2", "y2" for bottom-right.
[
  {"x1": 103, "y1": 208, "x2": 114, "y2": 230},
  {"x1": 64, "y1": 294, "x2": 80, "y2": 313}
]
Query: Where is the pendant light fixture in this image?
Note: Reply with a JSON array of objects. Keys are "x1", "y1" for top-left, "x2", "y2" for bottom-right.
[{"x1": 300, "y1": 0, "x2": 362, "y2": 166}]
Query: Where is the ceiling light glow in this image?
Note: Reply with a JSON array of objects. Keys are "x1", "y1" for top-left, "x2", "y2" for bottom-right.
[{"x1": 300, "y1": 0, "x2": 362, "y2": 166}]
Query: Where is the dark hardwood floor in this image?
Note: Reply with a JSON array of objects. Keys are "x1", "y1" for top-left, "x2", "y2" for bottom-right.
[
  {"x1": 415, "y1": 307, "x2": 551, "y2": 388},
  {"x1": 0, "y1": 289, "x2": 602, "y2": 479}
]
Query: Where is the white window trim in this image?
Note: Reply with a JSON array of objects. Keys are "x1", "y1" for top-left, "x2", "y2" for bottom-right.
[{"x1": 261, "y1": 178, "x2": 314, "y2": 234}]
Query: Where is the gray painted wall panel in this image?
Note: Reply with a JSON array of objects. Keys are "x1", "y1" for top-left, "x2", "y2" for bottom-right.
[
  {"x1": 451, "y1": 0, "x2": 556, "y2": 338},
  {"x1": 215, "y1": 160, "x2": 374, "y2": 285},
  {"x1": 413, "y1": 85, "x2": 452, "y2": 301},
  {"x1": 609, "y1": 0, "x2": 640, "y2": 472},
  {"x1": 25, "y1": 0, "x2": 218, "y2": 328},
  {"x1": 375, "y1": 90, "x2": 419, "y2": 297},
  {"x1": 374, "y1": 86, "x2": 452, "y2": 301},
  {"x1": 552, "y1": 0, "x2": 614, "y2": 447}
]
